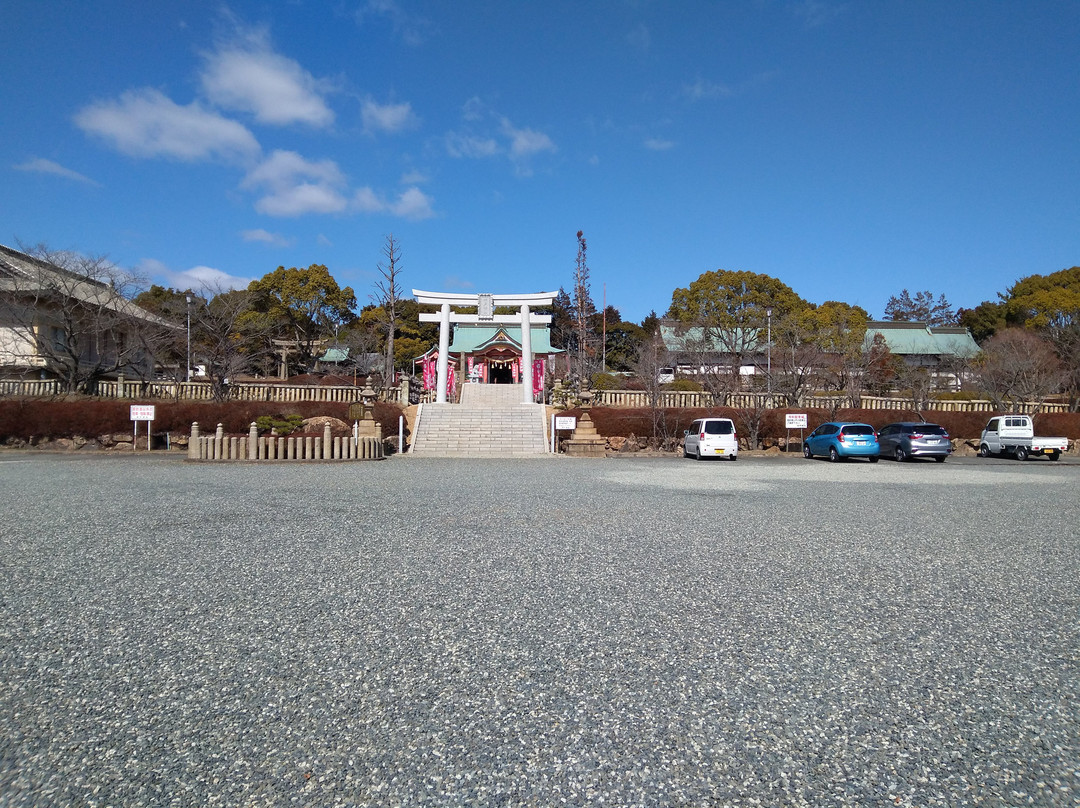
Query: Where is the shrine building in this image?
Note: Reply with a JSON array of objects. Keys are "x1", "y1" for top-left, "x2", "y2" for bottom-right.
[{"x1": 413, "y1": 290, "x2": 561, "y2": 403}]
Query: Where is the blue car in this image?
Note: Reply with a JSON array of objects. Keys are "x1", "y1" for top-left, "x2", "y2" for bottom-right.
[{"x1": 803, "y1": 422, "x2": 880, "y2": 462}]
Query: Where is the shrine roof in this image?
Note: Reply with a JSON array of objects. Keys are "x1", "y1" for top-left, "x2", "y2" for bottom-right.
[{"x1": 448, "y1": 324, "x2": 561, "y2": 354}]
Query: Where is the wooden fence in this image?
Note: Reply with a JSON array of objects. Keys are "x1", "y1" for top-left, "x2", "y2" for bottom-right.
[{"x1": 187, "y1": 421, "x2": 384, "y2": 461}]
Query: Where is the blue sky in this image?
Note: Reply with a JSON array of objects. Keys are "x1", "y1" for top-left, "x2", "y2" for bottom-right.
[{"x1": 4, "y1": 1, "x2": 1078, "y2": 324}]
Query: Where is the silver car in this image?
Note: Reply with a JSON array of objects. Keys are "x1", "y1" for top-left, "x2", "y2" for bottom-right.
[{"x1": 878, "y1": 422, "x2": 951, "y2": 462}]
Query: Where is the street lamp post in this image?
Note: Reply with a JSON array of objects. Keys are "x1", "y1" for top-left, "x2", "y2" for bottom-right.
[
  {"x1": 185, "y1": 294, "x2": 192, "y2": 383},
  {"x1": 766, "y1": 306, "x2": 772, "y2": 398}
]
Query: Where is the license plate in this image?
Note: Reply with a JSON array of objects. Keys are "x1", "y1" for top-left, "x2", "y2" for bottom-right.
[
  {"x1": 1043, "y1": 448, "x2": 1054, "y2": 454},
  {"x1": 717, "y1": 449, "x2": 725, "y2": 454}
]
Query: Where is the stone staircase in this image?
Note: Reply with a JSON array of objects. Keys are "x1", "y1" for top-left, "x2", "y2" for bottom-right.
[{"x1": 409, "y1": 383, "x2": 549, "y2": 457}]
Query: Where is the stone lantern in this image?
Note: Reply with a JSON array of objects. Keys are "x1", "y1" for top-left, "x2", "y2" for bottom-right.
[
  {"x1": 348, "y1": 383, "x2": 380, "y2": 438},
  {"x1": 564, "y1": 387, "x2": 606, "y2": 457}
]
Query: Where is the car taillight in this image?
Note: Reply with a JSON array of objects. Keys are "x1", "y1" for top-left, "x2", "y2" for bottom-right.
[
  {"x1": 912, "y1": 432, "x2": 923, "y2": 439},
  {"x1": 699, "y1": 432, "x2": 705, "y2": 440}
]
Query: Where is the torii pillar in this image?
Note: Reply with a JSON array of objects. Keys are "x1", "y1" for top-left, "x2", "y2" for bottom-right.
[{"x1": 414, "y1": 290, "x2": 557, "y2": 404}]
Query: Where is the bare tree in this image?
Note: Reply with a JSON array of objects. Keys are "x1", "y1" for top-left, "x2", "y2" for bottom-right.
[
  {"x1": 191, "y1": 287, "x2": 269, "y2": 402},
  {"x1": 571, "y1": 230, "x2": 597, "y2": 383},
  {"x1": 633, "y1": 329, "x2": 673, "y2": 449},
  {"x1": 0, "y1": 242, "x2": 172, "y2": 392},
  {"x1": 975, "y1": 328, "x2": 1064, "y2": 412},
  {"x1": 372, "y1": 234, "x2": 405, "y2": 383}
]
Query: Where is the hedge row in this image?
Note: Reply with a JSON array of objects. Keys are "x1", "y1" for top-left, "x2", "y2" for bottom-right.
[
  {"x1": 3, "y1": 399, "x2": 1079, "y2": 446},
  {"x1": 575, "y1": 407, "x2": 1080, "y2": 442},
  {"x1": 0, "y1": 399, "x2": 404, "y2": 442}
]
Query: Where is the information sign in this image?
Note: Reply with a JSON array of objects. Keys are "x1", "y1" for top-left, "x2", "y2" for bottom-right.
[
  {"x1": 785, "y1": 413, "x2": 808, "y2": 429},
  {"x1": 555, "y1": 416, "x2": 576, "y2": 430},
  {"x1": 130, "y1": 405, "x2": 156, "y2": 421}
]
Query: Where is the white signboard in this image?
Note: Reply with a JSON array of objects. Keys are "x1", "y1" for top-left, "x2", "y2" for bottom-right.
[
  {"x1": 555, "y1": 416, "x2": 577, "y2": 430},
  {"x1": 130, "y1": 405, "x2": 156, "y2": 421},
  {"x1": 785, "y1": 413, "x2": 808, "y2": 429}
]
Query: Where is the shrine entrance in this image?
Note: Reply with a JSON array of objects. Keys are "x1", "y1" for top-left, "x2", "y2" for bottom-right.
[
  {"x1": 488, "y1": 359, "x2": 515, "y2": 384},
  {"x1": 413, "y1": 290, "x2": 559, "y2": 404}
]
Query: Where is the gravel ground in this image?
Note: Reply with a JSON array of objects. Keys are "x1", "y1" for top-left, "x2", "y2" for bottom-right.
[{"x1": 1, "y1": 453, "x2": 1078, "y2": 807}]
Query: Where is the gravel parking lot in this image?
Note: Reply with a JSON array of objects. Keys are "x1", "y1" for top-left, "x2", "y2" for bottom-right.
[{"x1": 1, "y1": 453, "x2": 1078, "y2": 807}]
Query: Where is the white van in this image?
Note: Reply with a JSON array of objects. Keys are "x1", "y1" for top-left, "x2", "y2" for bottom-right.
[{"x1": 683, "y1": 417, "x2": 738, "y2": 461}]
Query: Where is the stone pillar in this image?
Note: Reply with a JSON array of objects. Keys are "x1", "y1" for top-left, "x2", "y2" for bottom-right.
[
  {"x1": 520, "y1": 304, "x2": 533, "y2": 403},
  {"x1": 248, "y1": 422, "x2": 258, "y2": 460},
  {"x1": 323, "y1": 423, "x2": 332, "y2": 459},
  {"x1": 436, "y1": 302, "x2": 451, "y2": 403},
  {"x1": 189, "y1": 422, "x2": 200, "y2": 460}
]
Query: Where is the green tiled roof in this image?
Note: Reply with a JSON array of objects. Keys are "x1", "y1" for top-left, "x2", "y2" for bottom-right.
[
  {"x1": 317, "y1": 347, "x2": 350, "y2": 362},
  {"x1": 660, "y1": 324, "x2": 761, "y2": 353},
  {"x1": 448, "y1": 324, "x2": 561, "y2": 354},
  {"x1": 864, "y1": 322, "x2": 979, "y2": 358}
]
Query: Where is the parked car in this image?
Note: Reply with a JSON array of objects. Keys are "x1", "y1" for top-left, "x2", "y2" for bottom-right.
[
  {"x1": 878, "y1": 422, "x2": 951, "y2": 462},
  {"x1": 978, "y1": 415, "x2": 1069, "y2": 461},
  {"x1": 684, "y1": 417, "x2": 738, "y2": 461},
  {"x1": 803, "y1": 422, "x2": 879, "y2": 462}
]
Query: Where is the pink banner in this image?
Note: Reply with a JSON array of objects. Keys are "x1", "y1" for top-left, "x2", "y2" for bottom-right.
[
  {"x1": 422, "y1": 353, "x2": 437, "y2": 391},
  {"x1": 533, "y1": 358, "x2": 544, "y2": 397}
]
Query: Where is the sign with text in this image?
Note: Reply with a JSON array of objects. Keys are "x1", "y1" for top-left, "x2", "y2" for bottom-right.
[
  {"x1": 130, "y1": 405, "x2": 156, "y2": 421},
  {"x1": 785, "y1": 413, "x2": 808, "y2": 429},
  {"x1": 555, "y1": 416, "x2": 577, "y2": 430}
]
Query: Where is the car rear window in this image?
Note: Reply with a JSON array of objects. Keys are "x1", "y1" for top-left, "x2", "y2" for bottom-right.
[
  {"x1": 842, "y1": 425, "x2": 874, "y2": 436},
  {"x1": 910, "y1": 425, "x2": 946, "y2": 435},
  {"x1": 704, "y1": 420, "x2": 733, "y2": 435}
]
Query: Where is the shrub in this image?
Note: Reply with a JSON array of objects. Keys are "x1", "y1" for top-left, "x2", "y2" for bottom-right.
[
  {"x1": 255, "y1": 414, "x2": 305, "y2": 435},
  {"x1": 590, "y1": 372, "x2": 623, "y2": 391},
  {"x1": 665, "y1": 378, "x2": 703, "y2": 392}
]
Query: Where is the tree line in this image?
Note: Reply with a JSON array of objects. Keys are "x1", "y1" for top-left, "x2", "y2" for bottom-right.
[{"x1": 8, "y1": 237, "x2": 1080, "y2": 410}]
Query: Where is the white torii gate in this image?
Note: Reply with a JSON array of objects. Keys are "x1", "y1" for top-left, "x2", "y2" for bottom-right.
[{"x1": 414, "y1": 289, "x2": 558, "y2": 404}]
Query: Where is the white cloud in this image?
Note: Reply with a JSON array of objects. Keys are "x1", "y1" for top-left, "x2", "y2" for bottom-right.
[
  {"x1": 442, "y1": 275, "x2": 475, "y2": 290},
  {"x1": 361, "y1": 98, "x2": 417, "y2": 134},
  {"x1": 390, "y1": 187, "x2": 435, "y2": 219},
  {"x1": 446, "y1": 109, "x2": 555, "y2": 174},
  {"x1": 241, "y1": 150, "x2": 348, "y2": 216},
  {"x1": 684, "y1": 79, "x2": 734, "y2": 101},
  {"x1": 138, "y1": 258, "x2": 253, "y2": 292},
  {"x1": 355, "y1": 0, "x2": 435, "y2": 46},
  {"x1": 75, "y1": 88, "x2": 260, "y2": 162},
  {"x1": 353, "y1": 187, "x2": 384, "y2": 214},
  {"x1": 240, "y1": 228, "x2": 293, "y2": 247},
  {"x1": 501, "y1": 119, "x2": 557, "y2": 158},
  {"x1": 200, "y1": 31, "x2": 334, "y2": 127},
  {"x1": 400, "y1": 169, "x2": 428, "y2": 184},
  {"x1": 13, "y1": 157, "x2": 99, "y2": 185},
  {"x1": 351, "y1": 186, "x2": 436, "y2": 220},
  {"x1": 317, "y1": 234, "x2": 333, "y2": 247},
  {"x1": 644, "y1": 137, "x2": 675, "y2": 151},
  {"x1": 462, "y1": 96, "x2": 486, "y2": 122},
  {"x1": 445, "y1": 132, "x2": 499, "y2": 159}
]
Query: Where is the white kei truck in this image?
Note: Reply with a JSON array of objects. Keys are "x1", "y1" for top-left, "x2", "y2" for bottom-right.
[{"x1": 978, "y1": 414, "x2": 1069, "y2": 461}]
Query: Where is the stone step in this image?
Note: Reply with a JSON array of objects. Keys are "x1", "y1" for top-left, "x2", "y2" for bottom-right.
[{"x1": 410, "y1": 400, "x2": 548, "y2": 457}]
